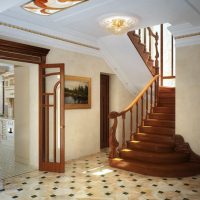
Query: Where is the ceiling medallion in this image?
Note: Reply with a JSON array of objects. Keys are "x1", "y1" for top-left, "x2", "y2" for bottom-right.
[
  {"x1": 100, "y1": 16, "x2": 136, "y2": 35},
  {"x1": 23, "y1": 0, "x2": 88, "y2": 16}
]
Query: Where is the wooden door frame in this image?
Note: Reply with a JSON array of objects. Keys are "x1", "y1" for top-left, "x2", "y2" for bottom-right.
[
  {"x1": 0, "y1": 38, "x2": 50, "y2": 169},
  {"x1": 100, "y1": 74, "x2": 110, "y2": 149}
]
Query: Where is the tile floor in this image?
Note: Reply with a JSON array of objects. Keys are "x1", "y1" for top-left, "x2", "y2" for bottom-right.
[
  {"x1": 0, "y1": 150, "x2": 200, "y2": 200},
  {"x1": 0, "y1": 131, "x2": 35, "y2": 179}
]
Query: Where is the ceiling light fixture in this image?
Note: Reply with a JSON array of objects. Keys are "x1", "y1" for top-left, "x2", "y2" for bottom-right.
[
  {"x1": 23, "y1": 0, "x2": 88, "y2": 16},
  {"x1": 100, "y1": 16, "x2": 136, "y2": 35}
]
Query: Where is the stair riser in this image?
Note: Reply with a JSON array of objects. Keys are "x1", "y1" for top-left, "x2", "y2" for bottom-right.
[
  {"x1": 135, "y1": 134, "x2": 174, "y2": 144},
  {"x1": 149, "y1": 114, "x2": 175, "y2": 120},
  {"x1": 127, "y1": 142, "x2": 174, "y2": 153},
  {"x1": 154, "y1": 107, "x2": 175, "y2": 114},
  {"x1": 140, "y1": 127, "x2": 175, "y2": 135},
  {"x1": 159, "y1": 96, "x2": 175, "y2": 102},
  {"x1": 158, "y1": 103, "x2": 175, "y2": 107},
  {"x1": 119, "y1": 151, "x2": 189, "y2": 164},
  {"x1": 159, "y1": 93, "x2": 175, "y2": 98},
  {"x1": 144, "y1": 120, "x2": 175, "y2": 128}
]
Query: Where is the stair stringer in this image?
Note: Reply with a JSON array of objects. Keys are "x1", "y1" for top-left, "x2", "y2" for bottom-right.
[{"x1": 175, "y1": 135, "x2": 200, "y2": 163}]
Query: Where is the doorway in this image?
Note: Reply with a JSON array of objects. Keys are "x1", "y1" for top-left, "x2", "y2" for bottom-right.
[
  {"x1": 0, "y1": 60, "x2": 36, "y2": 179},
  {"x1": 100, "y1": 74, "x2": 109, "y2": 149}
]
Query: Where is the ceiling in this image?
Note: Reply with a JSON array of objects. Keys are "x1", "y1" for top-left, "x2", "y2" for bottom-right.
[{"x1": 0, "y1": 0, "x2": 200, "y2": 50}]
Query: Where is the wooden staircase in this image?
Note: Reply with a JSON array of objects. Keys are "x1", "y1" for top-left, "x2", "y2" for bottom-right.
[
  {"x1": 109, "y1": 25, "x2": 200, "y2": 177},
  {"x1": 110, "y1": 87, "x2": 200, "y2": 177}
]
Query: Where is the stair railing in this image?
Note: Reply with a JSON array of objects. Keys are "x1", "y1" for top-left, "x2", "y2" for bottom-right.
[
  {"x1": 128, "y1": 24, "x2": 175, "y2": 86},
  {"x1": 109, "y1": 75, "x2": 159, "y2": 159},
  {"x1": 128, "y1": 27, "x2": 159, "y2": 76}
]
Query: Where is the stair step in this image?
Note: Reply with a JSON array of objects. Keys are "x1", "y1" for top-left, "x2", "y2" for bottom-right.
[
  {"x1": 158, "y1": 103, "x2": 175, "y2": 107},
  {"x1": 159, "y1": 93, "x2": 175, "y2": 98},
  {"x1": 140, "y1": 126, "x2": 175, "y2": 135},
  {"x1": 159, "y1": 87, "x2": 175, "y2": 93},
  {"x1": 119, "y1": 149, "x2": 189, "y2": 164},
  {"x1": 154, "y1": 106, "x2": 175, "y2": 114},
  {"x1": 110, "y1": 158, "x2": 200, "y2": 177},
  {"x1": 159, "y1": 97, "x2": 175, "y2": 104},
  {"x1": 144, "y1": 119, "x2": 175, "y2": 128},
  {"x1": 127, "y1": 140, "x2": 175, "y2": 153},
  {"x1": 135, "y1": 133, "x2": 174, "y2": 144},
  {"x1": 149, "y1": 113, "x2": 175, "y2": 120}
]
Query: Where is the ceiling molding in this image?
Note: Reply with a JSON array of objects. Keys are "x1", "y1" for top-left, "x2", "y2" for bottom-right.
[
  {"x1": 0, "y1": 22, "x2": 100, "y2": 51},
  {"x1": 169, "y1": 23, "x2": 200, "y2": 47},
  {"x1": 175, "y1": 32, "x2": 200, "y2": 39}
]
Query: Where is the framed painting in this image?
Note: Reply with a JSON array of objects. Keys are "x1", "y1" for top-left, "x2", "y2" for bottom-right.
[{"x1": 64, "y1": 75, "x2": 91, "y2": 109}]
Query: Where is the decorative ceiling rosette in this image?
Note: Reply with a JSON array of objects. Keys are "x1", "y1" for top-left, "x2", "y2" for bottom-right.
[{"x1": 23, "y1": 0, "x2": 88, "y2": 15}]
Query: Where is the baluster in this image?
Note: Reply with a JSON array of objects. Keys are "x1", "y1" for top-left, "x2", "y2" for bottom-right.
[
  {"x1": 122, "y1": 113, "x2": 126, "y2": 149},
  {"x1": 146, "y1": 89, "x2": 149, "y2": 118},
  {"x1": 130, "y1": 109, "x2": 134, "y2": 140},
  {"x1": 171, "y1": 35, "x2": 174, "y2": 76},
  {"x1": 150, "y1": 85, "x2": 153, "y2": 112},
  {"x1": 141, "y1": 97, "x2": 144, "y2": 126},
  {"x1": 149, "y1": 30, "x2": 151, "y2": 58},
  {"x1": 155, "y1": 32, "x2": 159, "y2": 73},
  {"x1": 136, "y1": 102, "x2": 139, "y2": 133},
  {"x1": 144, "y1": 28, "x2": 146, "y2": 47},
  {"x1": 154, "y1": 80, "x2": 157, "y2": 107},
  {"x1": 139, "y1": 29, "x2": 141, "y2": 37}
]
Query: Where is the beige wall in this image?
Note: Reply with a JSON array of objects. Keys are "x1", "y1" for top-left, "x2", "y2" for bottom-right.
[
  {"x1": 47, "y1": 48, "x2": 134, "y2": 161},
  {"x1": 3, "y1": 47, "x2": 134, "y2": 167},
  {"x1": 15, "y1": 65, "x2": 30, "y2": 164},
  {"x1": 176, "y1": 44, "x2": 200, "y2": 155},
  {"x1": 14, "y1": 62, "x2": 38, "y2": 167}
]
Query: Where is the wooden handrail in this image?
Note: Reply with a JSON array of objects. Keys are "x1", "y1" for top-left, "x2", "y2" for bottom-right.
[
  {"x1": 109, "y1": 75, "x2": 159, "y2": 119},
  {"x1": 109, "y1": 75, "x2": 159, "y2": 159}
]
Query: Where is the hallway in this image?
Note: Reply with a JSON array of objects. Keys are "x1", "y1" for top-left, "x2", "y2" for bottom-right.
[{"x1": 0, "y1": 150, "x2": 199, "y2": 200}]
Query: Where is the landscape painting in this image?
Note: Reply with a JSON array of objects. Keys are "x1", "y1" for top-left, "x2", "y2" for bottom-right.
[{"x1": 64, "y1": 75, "x2": 91, "y2": 109}]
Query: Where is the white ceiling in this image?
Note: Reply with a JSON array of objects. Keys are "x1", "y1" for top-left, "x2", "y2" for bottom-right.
[{"x1": 0, "y1": 0, "x2": 200, "y2": 39}]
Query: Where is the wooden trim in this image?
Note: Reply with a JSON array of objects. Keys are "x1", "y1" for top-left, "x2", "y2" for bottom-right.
[
  {"x1": 162, "y1": 76, "x2": 176, "y2": 79},
  {"x1": 171, "y1": 35, "x2": 174, "y2": 76},
  {"x1": 160, "y1": 24, "x2": 164, "y2": 86},
  {"x1": 0, "y1": 39, "x2": 49, "y2": 64}
]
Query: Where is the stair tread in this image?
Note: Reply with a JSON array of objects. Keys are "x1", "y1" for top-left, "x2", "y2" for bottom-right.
[
  {"x1": 145, "y1": 119, "x2": 175, "y2": 123},
  {"x1": 137, "y1": 132, "x2": 174, "y2": 137},
  {"x1": 110, "y1": 158, "x2": 200, "y2": 177},
  {"x1": 128, "y1": 140, "x2": 174, "y2": 147},
  {"x1": 141, "y1": 125, "x2": 175, "y2": 130}
]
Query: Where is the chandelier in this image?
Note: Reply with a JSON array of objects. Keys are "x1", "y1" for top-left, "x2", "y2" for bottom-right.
[
  {"x1": 100, "y1": 16, "x2": 136, "y2": 35},
  {"x1": 23, "y1": 0, "x2": 88, "y2": 16}
]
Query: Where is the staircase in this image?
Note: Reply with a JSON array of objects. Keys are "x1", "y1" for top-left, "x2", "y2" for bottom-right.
[
  {"x1": 108, "y1": 25, "x2": 200, "y2": 177},
  {"x1": 110, "y1": 86, "x2": 200, "y2": 177}
]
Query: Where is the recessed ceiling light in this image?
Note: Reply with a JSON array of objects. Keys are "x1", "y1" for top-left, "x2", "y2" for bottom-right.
[
  {"x1": 23, "y1": 0, "x2": 88, "y2": 16},
  {"x1": 100, "y1": 16, "x2": 136, "y2": 35}
]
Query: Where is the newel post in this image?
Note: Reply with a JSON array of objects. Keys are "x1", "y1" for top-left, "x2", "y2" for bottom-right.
[{"x1": 109, "y1": 112, "x2": 119, "y2": 159}]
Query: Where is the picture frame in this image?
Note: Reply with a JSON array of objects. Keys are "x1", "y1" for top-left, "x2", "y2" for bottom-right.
[{"x1": 64, "y1": 75, "x2": 91, "y2": 109}]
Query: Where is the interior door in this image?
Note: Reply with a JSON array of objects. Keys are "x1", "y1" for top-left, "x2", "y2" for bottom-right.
[
  {"x1": 39, "y1": 63, "x2": 65, "y2": 172},
  {"x1": 100, "y1": 74, "x2": 109, "y2": 149}
]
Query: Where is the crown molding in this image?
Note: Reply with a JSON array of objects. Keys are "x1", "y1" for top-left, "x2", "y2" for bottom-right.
[
  {"x1": 169, "y1": 23, "x2": 200, "y2": 47},
  {"x1": 0, "y1": 14, "x2": 102, "y2": 57}
]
